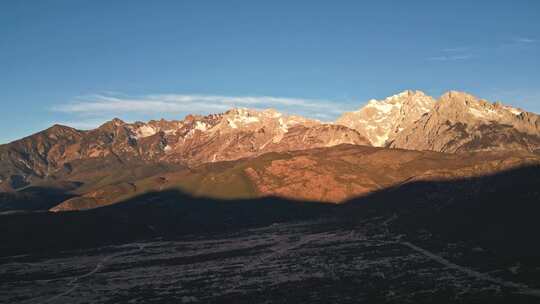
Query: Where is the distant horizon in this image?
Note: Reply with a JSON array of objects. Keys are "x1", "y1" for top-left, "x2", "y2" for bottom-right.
[{"x1": 2, "y1": 1, "x2": 539, "y2": 143}]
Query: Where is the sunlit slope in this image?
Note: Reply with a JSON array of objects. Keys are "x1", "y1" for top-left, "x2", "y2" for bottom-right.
[{"x1": 51, "y1": 145, "x2": 540, "y2": 211}]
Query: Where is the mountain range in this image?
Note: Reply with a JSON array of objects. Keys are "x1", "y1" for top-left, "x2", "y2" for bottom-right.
[{"x1": 1, "y1": 90, "x2": 539, "y2": 211}]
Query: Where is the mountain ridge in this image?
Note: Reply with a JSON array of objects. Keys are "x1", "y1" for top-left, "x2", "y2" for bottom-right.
[
  {"x1": 336, "y1": 90, "x2": 436, "y2": 146},
  {"x1": 1, "y1": 89, "x2": 540, "y2": 211},
  {"x1": 0, "y1": 107, "x2": 370, "y2": 191},
  {"x1": 387, "y1": 90, "x2": 540, "y2": 153}
]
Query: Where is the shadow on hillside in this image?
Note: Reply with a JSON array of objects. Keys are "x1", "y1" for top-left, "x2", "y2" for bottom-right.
[
  {"x1": 1, "y1": 164, "x2": 539, "y2": 259},
  {"x1": 339, "y1": 164, "x2": 540, "y2": 287},
  {"x1": 0, "y1": 191, "x2": 333, "y2": 257},
  {"x1": 0, "y1": 185, "x2": 79, "y2": 212},
  {"x1": 340, "y1": 164, "x2": 540, "y2": 258}
]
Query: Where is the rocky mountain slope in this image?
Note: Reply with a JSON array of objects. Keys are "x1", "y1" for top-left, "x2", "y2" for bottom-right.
[
  {"x1": 336, "y1": 90, "x2": 436, "y2": 146},
  {"x1": 337, "y1": 90, "x2": 540, "y2": 153},
  {"x1": 51, "y1": 144, "x2": 540, "y2": 211},
  {"x1": 388, "y1": 91, "x2": 540, "y2": 153},
  {"x1": 0, "y1": 108, "x2": 369, "y2": 192}
]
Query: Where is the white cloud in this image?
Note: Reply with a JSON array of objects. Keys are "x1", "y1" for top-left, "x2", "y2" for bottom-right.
[
  {"x1": 51, "y1": 119, "x2": 110, "y2": 130},
  {"x1": 52, "y1": 93, "x2": 352, "y2": 122}
]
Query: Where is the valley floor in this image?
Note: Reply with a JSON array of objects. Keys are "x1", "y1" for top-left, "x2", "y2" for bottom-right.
[{"x1": 1, "y1": 218, "x2": 538, "y2": 304}]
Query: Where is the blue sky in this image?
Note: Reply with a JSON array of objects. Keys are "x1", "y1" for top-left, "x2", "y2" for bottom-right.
[{"x1": 1, "y1": 0, "x2": 539, "y2": 143}]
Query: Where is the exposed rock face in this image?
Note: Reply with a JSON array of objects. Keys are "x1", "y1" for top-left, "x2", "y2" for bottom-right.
[
  {"x1": 0, "y1": 125, "x2": 84, "y2": 190},
  {"x1": 337, "y1": 89, "x2": 540, "y2": 153},
  {"x1": 158, "y1": 108, "x2": 369, "y2": 165},
  {"x1": 0, "y1": 108, "x2": 370, "y2": 190},
  {"x1": 388, "y1": 91, "x2": 540, "y2": 153},
  {"x1": 337, "y1": 90, "x2": 435, "y2": 146}
]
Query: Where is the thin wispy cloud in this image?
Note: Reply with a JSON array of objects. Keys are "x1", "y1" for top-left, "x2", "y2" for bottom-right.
[
  {"x1": 442, "y1": 47, "x2": 470, "y2": 53},
  {"x1": 50, "y1": 119, "x2": 112, "y2": 130},
  {"x1": 427, "y1": 54, "x2": 472, "y2": 62},
  {"x1": 513, "y1": 37, "x2": 536, "y2": 44},
  {"x1": 497, "y1": 36, "x2": 537, "y2": 50},
  {"x1": 52, "y1": 93, "x2": 352, "y2": 124},
  {"x1": 429, "y1": 36, "x2": 536, "y2": 62},
  {"x1": 428, "y1": 45, "x2": 472, "y2": 62}
]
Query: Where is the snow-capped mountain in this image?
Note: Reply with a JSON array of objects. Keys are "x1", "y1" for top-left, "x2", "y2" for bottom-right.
[
  {"x1": 336, "y1": 89, "x2": 540, "y2": 153},
  {"x1": 1, "y1": 89, "x2": 540, "y2": 195},
  {"x1": 388, "y1": 91, "x2": 540, "y2": 153},
  {"x1": 336, "y1": 90, "x2": 435, "y2": 146},
  {"x1": 0, "y1": 108, "x2": 370, "y2": 191}
]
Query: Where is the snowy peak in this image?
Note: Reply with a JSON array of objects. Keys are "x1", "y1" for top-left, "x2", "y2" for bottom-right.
[
  {"x1": 385, "y1": 90, "x2": 419, "y2": 102},
  {"x1": 336, "y1": 90, "x2": 435, "y2": 146},
  {"x1": 206, "y1": 108, "x2": 319, "y2": 137},
  {"x1": 222, "y1": 108, "x2": 270, "y2": 130},
  {"x1": 435, "y1": 91, "x2": 532, "y2": 127},
  {"x1": 85, "y1": 107, "x2": 368, "y2": 164},
  {"x1": 337, "y1": 89, "x2": 538, "y2": 151},
  {"x1": 3, "y1": 89, "x2": 540, "y2": 192},
  {"x1": 389, "y1": 91, "x2": 540, "y2": 153},
  {"x1": 118, "y1": 107, "x2": 318, "y2": 142}
]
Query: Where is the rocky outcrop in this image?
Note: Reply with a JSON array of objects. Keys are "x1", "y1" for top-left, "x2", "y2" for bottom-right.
[
  {"x1": 0, "y1": 125, "x2": 84, "y2": 190},
  {"x1": 337, "y1": 90, "x2": 435, "y2": 146},
  {"x1": 388, "y1": 91, "x2": 540, "y2": 153},
  {"x1": 159, "y1": 108, "x2": 369, "y2": 165},
  {"x1": 337, "y1": 90, "x2": 540, "y2": 153}
]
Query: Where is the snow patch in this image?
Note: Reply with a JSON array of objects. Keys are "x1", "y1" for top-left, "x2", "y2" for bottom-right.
[
  {"x1": 136, "y1": 125, "x2": 158, "y2": 138},
  {"x1": 366, "y1": 101, "x2": 399, "y2": 114},
  {"x1": 195, "y1": 121, "x2": 208, "y2": 131},
  {"x1": 469, "y1": 107, "x2": 502, "y2": 120},
  {"x1": 238, "y1": 116, "x2": 259, "y2": 123},
  {"x1": 503, "y1": 106, "x2": 522, "y2": 116},
  {"x1": 278, "y1": 118, "x2": 288, "y2": 133},
  {"x1": 227, "y1": 114, "x2": 259, "y2": 129},
  {"x1": 372, "y1": 134, "x2": 388, "y2": 147},
  {"x1": 264, "y1": 109, "x2": 282, "y2": 118},
  {"x1": 387, "y1": 91, "x2": 409, "y2": 101},
  {"x1": 468, "y1": 108, "x2": 488, "y2": 119}
]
